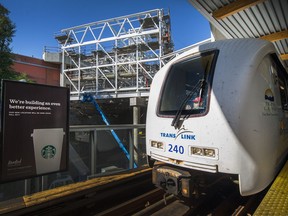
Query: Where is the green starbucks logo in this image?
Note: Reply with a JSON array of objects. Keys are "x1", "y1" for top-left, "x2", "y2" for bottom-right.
[{"x1": 41, "y1": 145, "x2": 56, "y2": 159}]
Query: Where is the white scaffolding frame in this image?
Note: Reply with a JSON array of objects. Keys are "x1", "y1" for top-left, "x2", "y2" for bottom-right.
[{"x1": 56, "y1": 9, "x2": 173, "y2": 100}]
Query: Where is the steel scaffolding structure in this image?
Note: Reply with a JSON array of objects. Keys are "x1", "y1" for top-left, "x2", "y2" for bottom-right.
[{"x1": 56, "y1": 9, "x2": 173, "y2": 99}]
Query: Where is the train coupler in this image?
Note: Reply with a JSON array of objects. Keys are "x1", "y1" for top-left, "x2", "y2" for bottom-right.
[{"x1": 152, "y1": 165, "x2": 194, "y2": 198}]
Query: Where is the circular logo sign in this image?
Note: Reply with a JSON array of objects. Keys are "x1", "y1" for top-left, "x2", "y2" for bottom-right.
[{"x1": 41, "y1": 145, "x2": 56, "y2": 159}]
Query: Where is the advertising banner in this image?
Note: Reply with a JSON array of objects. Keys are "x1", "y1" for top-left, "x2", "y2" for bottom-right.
[{"x1": 0, "y1": 80, "x2": 69, "y2": 182}]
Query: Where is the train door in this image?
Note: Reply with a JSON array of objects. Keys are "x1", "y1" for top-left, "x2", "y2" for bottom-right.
[{"x1": 270, "y1": 54, "x2": 288, "y2": 162}]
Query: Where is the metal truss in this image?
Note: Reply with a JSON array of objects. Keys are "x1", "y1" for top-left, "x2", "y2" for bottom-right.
[{"x1": 56, "y1": 9, "x2": 173, "y2": 100}]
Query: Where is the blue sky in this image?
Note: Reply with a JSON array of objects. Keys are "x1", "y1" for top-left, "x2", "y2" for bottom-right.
[{"x1": 1, "y1": 0, "x2": 211, "y2": 59}]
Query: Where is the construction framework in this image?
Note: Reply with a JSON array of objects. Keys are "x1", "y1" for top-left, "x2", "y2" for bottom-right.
[{"x1": 55, "y1": 9, "x2": 173, "y2": 100}]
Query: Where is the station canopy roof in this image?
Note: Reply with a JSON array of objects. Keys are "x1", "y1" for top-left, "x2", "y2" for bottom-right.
[{"x1": 189, "y1": 0, "x2": 288, "y2": 70}]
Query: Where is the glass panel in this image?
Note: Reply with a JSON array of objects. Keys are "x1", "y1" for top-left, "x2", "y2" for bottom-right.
[
  {"x1": 0, "y1": 125, "x2": 146, "y2": 202},
  {"x1": 159, "y1": 50, "x2": 218, "y2": 116}
]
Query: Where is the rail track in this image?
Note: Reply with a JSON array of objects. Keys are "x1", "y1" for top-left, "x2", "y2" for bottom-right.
[
  {"x1": 92, "y1": 174, "x2": 268, "y2": 216},
  {"x1": 1, "y1": 168, "x2": 267, "y2": 216}
]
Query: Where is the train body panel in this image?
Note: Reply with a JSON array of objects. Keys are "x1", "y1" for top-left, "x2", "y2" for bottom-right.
[{"x1": 146, "y1": 39, "x2": 288, "y2": 196}]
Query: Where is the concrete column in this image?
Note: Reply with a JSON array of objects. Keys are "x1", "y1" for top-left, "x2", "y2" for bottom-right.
[
  {"x1": 133, "y1": 106, "x2": 140, "y2": 165},
  {"x1": 129, "y1": 131, "x2": 134, "y2": 169},
  {"x1": 24, "y1": 179, "x2": 31, "y2": 195},
  {"x1": 130, "y1": 97, "x2": 146, "y2": 167},
  {"x1": 41, "y1": 176, "x2": 48, "y2": 191},
  {"x1": 90, "y1": 130, "x2": 97, "y2": 175}
]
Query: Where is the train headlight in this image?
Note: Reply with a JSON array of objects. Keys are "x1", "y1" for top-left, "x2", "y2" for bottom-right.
[
  {"x1": 191, "y1": 147, "x2": 203, "y2": 155},
  {"x1": 151, "y1": 141, "x2": 158, "y2": 148},
  {"x1": 191, "y1": 147, "x2": 216, "y2": 158},
  {"x1": 157, "y1": 142, "x2": 164, "y2": 149},
  {"x1": 150, "y1": 140, "x2": 164, "y2": 150},
  {"x1": 203, "y1": 148, "x2": 215, "y2": 157}
]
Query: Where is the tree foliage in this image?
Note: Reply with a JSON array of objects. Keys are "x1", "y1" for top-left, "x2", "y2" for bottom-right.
[
  {"x1": 0, "y1": 4, "x2": 32, "y2": 82},
  {"x1": 0, "y1": 4, "x2": 16, "y2": 79}
]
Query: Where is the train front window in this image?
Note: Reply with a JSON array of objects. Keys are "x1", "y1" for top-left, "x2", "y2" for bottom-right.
[{"x1": 158, "y1": 50, "x2": 218, "y2": 117}]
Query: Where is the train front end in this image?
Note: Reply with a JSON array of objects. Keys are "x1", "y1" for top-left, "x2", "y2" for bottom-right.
[
  {"x1": 146, "y1": 48, "x2": 233, "y2": 198},
  {"x1": 146, "y1": 39, "x2": 288, "y2": 197}
]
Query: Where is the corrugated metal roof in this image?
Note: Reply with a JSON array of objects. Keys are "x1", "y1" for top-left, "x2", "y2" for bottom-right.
[{"x1": 189, "y1": 0, "x2": 288, "y2": 69}]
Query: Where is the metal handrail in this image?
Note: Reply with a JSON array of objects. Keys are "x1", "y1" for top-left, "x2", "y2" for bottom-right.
[{"x1": 70, "y1": 124, "x2": 145, "y2": 131}]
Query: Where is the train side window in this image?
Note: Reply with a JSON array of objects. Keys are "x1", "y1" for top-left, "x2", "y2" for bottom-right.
[{"x1": 271, "y1": 54, "x2": 288, "y2": 110}]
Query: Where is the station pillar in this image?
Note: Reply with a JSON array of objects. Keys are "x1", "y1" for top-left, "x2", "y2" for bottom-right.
[{"x1": 130, "y1": 97, "x2": 146, "y2": 167}]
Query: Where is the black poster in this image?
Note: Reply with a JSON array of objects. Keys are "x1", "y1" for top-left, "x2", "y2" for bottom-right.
[{"x1": 0, "y1": 80, "x2": 69, "y2": 182}]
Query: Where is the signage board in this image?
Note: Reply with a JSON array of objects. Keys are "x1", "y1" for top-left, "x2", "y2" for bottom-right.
[{"x1": 0, "y1": 80, "x2": 69, "y2": 182}]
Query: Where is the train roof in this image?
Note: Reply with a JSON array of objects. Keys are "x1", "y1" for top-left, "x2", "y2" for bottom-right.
[{"x1": 169, "y1": 38, "x2": 284, "y2": 74}]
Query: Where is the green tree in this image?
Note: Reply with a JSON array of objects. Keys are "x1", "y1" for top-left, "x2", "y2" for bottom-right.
[
  {"x1": 0, "y1": 4, "x2": 32, "y2": 82},
  {"x1": 0, "y1": 4, "x2": 16, "y2": 79}
]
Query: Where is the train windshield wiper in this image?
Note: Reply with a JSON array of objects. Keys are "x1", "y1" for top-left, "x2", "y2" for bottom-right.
[{"x1": 171, "y1": 79, "x2": 205, "y2": 129}]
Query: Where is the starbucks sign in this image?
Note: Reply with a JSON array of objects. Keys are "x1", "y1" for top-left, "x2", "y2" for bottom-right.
[
  {"x1": 0, "y1": 80, "x2": 69, "y2": 182},
  {"x1": 41, "y1": 145, "x2": 57, "y2": 159}
]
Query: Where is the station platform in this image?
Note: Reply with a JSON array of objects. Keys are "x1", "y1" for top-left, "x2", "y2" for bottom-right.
[{"x1": 254, "y1": 160, "x2": 288, "y2": 215}]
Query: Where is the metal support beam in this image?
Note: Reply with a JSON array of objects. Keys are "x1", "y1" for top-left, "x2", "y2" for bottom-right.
[
  {"x1": 281, "y1": 54, "x2": 288, "y2": 61},
  {"x1": 212, "y1": 0, "x2": 267, "y2": 20},
  {"x1": 260, "y1": 30, "x2": 288, "y2": 42}
]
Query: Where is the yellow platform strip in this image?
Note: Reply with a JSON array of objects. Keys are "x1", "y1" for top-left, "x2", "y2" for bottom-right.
[{"x1": 254, "y1": 160, "x2": 288, "y2": 215}]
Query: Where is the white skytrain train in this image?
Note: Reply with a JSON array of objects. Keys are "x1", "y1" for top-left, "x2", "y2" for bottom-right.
[{"x1": 146, "y1": 39, "x2": 288, "y2": 197}]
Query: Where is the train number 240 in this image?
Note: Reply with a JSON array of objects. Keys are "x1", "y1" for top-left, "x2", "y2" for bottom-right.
[{"x1": 168, "y1": 144, "x2": 184, "y2": 154}]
